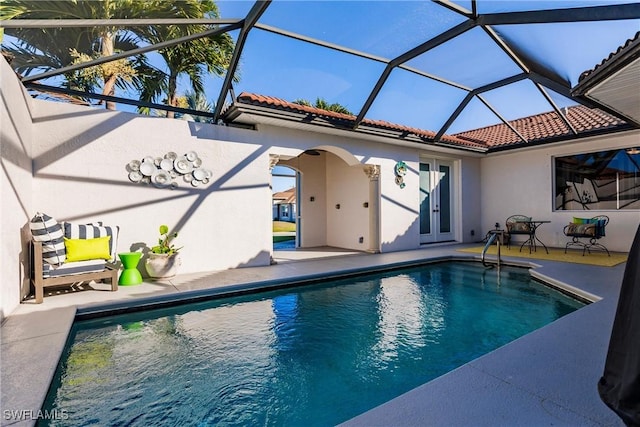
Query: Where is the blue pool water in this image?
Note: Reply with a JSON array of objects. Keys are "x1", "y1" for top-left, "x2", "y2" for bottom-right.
[{"x1": 41, "y1": 262, "x2": 584, "y2": 426}]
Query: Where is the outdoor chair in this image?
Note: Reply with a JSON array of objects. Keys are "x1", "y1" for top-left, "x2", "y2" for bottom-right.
[
  {"x1": 29, "y1": 213, "x2": 120, "y2": 303},
  {"x1": 563, "y1": 215, "x2": 610, "y2": 256},
  {"x1": 505, "y1": 215, "x2": 533, "y2": 250}
]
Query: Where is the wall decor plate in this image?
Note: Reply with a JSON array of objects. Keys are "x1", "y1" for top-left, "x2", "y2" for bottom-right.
[
  {"x1": 140, "y1": 161, "x2": 156, "y2": 176},
  {"x1": 193, "y1": 168, "x2": 207, "y2": 181},
  {"x1": 186, "y1": 151, "x2": 198, "y2": 161},
  {"x1": 192, "y1": 157, "x2": 202, "y2": 168},
  {"x1": 174, "y1": 156, "x2": 193, "y2": 174},
  {"x1": 128, "y1": 160, "x2": 141, "y2": 171},
  {"x1": 128, "y1": 171, "x2": 143, "y2": 182},
  {"x1": 160, "y1": 158, "x2": 174, "y2": 171},
  {"x1": 165, "y1": 151, "x2": 177, "y2": 160},
  {"x1": 152, "y1": 170, "x2": 171, "y2": 188}
]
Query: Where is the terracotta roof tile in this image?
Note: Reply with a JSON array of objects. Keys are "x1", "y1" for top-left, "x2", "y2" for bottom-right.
[
  {"x1": 235, "y1": 93, "x2": 485, "y2": 150},
  {"x1": 578, "y1": 31, "x2": 640, "y2": 83},
  {"x1": 454, "y1": 105, "x2": 628, "y2": 147},
  {"x1": 233, "y1": 93, "x2": 630, "y2": 151}
]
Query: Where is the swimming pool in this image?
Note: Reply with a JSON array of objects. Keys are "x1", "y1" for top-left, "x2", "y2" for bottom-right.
[{"x1": 41, "y1": 262, "x2": 584, "y2": 426}]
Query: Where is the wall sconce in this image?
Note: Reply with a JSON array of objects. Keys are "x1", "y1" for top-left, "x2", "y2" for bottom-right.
[{"x1": 335, "y1": 204, "x2": 341, "y2": 209}]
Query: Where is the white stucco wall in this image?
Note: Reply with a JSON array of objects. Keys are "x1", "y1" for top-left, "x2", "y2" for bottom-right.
[
  {"x1": 1, "y1": 58, "x2": 35, "y2": 320},
  {"x1": 480, "y1": 132, "x2": 640, "y2": 252},
  {"x1": 29, "y1": 101, "x2": 274, "y2": 275},
  {"x1": 326, "y1": 153, "x2": 369, "y2": 250}
]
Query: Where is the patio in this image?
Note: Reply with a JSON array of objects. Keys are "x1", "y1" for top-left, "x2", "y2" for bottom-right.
[
  {"x1": 0, "y1": 244, "x2": 628, "y2": 426},
  {"x1": 1, "y1": 1, "x2": 639, "y2": 425}
]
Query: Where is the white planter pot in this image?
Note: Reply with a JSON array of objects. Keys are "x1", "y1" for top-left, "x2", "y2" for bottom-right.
[{"x1": 145, "y1": 253, "x2": 181, "y2": 279}]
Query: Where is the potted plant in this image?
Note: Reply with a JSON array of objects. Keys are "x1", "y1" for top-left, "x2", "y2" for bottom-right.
[{"x1": 145, "y1": 224, "x2": 182, "y2": 279}]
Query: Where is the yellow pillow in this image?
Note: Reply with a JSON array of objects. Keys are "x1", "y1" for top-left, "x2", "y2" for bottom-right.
[{"x1": 64, "y1": 236, "x2": 111, "y2": 262}]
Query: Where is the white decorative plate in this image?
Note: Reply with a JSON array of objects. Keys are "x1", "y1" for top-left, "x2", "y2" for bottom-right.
[
  {"x1": 152, "y1": 170, "x2": 171, "y2": 188},
  {"x1": 140, "y1": 161, "x2": 156, "y2": 176},
  {"x1": 174, "y1": 156, "x2": 193, "y2": 174},
  {"x1": 191, "y1": 179, "x2": 201, "y2": 187},
  {"x1": 186, "y1": 151, "x2": 198, "y2": 161},
  {"x1": 160, "y1": 158, "x2": 174, "y2": 171},
  {"x1": 128, "y1": 171, "x2": 142, "y2": 182},
  {"x1": 192, "y1": 157, "x2": 202, "y2": 168},
  {"x1": 192, "y1": 168, "x2": 207, "y2": 181},
  {"x1": 165, "y1": 151, "x2": 177, "y2": 160},
  {"x1": 128, "y1": 160, "x2": 141, "y2": 171},
  {"x1": 183, "y1": 173, "x2": 193, "y2": 182}
]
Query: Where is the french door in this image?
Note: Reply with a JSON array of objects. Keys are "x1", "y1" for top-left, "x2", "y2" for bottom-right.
[{"x1": 419, "y1": 159, "x2": 455, "y2": 244}]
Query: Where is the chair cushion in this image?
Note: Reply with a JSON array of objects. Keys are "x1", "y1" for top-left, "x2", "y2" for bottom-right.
[
  {"x1": 42, "y1": 259, "x2": 107, "y2": 278},
  {"x1": 63, "y1": 222, "x2": 119, "y2": 261},
  {"x1": 566, "y1": 223, "x2": 597, "y2": 237},
  {"x1": 64, "y1": 236, "x2": 112, "y2": 262},
  {"x1": 29, "y1": 212, "x2": 66, "y2": 265},
  {"x1": 507, "y1": 222, "x2": 531, "y2": 233}
]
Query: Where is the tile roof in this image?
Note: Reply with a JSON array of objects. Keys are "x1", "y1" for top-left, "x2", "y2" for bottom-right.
[
  {"x1": 577, "y1": 31, "x2": 640, "y2": 83},
  {"x1": 231, "y1": 93, "x2": 632, "y2": 152},
  {"x1": 233, "y1": 93, "x2": 486, "y2": 150},
  {"x1": 273, "y1": 187, "x2": 296, "y2": 204},
  {"x1": 454, "y1": 105, "x2": 629, "y2": 148}
]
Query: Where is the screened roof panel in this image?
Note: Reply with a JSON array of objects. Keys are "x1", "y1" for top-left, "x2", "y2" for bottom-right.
[
  {"x1": 405, "y1": 26, "x2": 524, "y2": 89},
  {"x1": 367, "y1": 67, "x2": 468, "y2": 131},
  {"x1": 494, "y1": 19, "x2": 640, "y2": 87},
  {"x1": 480, "y1": 79, "x2": 560, "y2": 122},
  {"x1": 3, "y1": 0, "x2": 638, "y2": 144},
  {"x1": 256, "y1": 1, "x2": 467, "y2": 59},
  {"x1": 236, "y1": 29, "x2": 385, "y2": 112},
  {"x1": 473, "y1": 0, "x2": 639, "y2": 13}
]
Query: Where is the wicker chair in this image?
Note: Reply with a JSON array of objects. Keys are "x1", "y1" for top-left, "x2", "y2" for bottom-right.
[{"x1": 563, "y1": 215, "x2": 609, "y2": 256}]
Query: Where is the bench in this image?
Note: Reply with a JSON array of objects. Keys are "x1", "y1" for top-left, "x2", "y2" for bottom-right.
[
  {"x1": 31, "y1": 240, "x2": 118, "y2": 303},
  {"x1": 29, "y1": 213, "x2": 120, "y2": 303}
]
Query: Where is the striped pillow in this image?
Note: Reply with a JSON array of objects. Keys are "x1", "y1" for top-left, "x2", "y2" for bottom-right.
[
  {"x1": 63, "y1": 222, "x2": 119, "y2": 262},
  {"x1": 29, "y1": 212, "x2": 66, "y2": 265}
]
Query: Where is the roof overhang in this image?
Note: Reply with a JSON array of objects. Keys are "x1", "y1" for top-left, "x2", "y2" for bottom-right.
[
  {"x1": 222, "y1": 102, "x2": 489, "y2": 157},
  {"x1": 572, "y1": 33, "x2": 640, "y2": 127}
]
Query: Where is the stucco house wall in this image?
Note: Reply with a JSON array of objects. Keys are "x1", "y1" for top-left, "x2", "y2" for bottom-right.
[
  {"x1": 480, "y1": 132, "x2": 640, "y2": 252},
  {"x1": 1, "y1": 58, "x2": 35, "y2": 321},
  {"x1": 29, "y1": 100, "x2": 274, "y2": 277}
]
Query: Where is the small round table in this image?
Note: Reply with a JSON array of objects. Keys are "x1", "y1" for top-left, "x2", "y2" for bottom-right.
[{"x1": 118, "y1": 252, "x2": 143, "y2": 286}]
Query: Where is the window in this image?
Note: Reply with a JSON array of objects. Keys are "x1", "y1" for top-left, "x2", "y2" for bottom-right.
[{"x1": 554, "y1": 148, "x2": 640, "y2": 210}]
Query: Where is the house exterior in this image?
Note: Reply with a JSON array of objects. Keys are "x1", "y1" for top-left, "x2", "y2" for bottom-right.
[
  {"x1": 1, "y1": 48, "x2": 639, "y2": 319},
  {"x1": 273, "y1": 187, "x2": 296, "y2": 222}
]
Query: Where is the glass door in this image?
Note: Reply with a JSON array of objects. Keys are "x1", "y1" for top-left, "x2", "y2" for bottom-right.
[{"x1": 420, "y1": 159, "x2": 455, "y2": 244}]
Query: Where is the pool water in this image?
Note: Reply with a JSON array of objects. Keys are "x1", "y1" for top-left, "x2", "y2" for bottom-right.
[{"x1": 40, "y1": 262, "x2": 584, "y2": 426}]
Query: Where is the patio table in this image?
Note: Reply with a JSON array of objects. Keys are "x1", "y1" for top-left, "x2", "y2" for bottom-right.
[{"x1": 516, "y1": 220, "x2": 550, "y2": 254}]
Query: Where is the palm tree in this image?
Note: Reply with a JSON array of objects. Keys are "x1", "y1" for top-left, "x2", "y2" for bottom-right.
[
  {"x1": 293, "y1": 97, "x2": 353, "y2": 115},
  {"x1": 134, "y1": 0, "x2": 235, "y2": 118},
  {"x1": 178, "y1": 91, "x2": 216, "y2": 123},
  {"x1": 1, "y1": 0, "x2": 156, "y2": 109}
]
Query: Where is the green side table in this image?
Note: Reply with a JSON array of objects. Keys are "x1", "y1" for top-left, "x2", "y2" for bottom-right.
[{"x1": 118, "y1": 252, "x2": 143, "y2": 286}]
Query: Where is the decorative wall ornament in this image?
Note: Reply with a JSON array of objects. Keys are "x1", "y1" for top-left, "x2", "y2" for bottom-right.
[
  {"x1": 127, "y1": 151, "x2": 212, "y2": 189},
  {"x1": 394, "y1": 161, "x2": 407, "y2": 189},
  {"x1": 363, "y1": 164, "x2": 380, "y2": 180}
]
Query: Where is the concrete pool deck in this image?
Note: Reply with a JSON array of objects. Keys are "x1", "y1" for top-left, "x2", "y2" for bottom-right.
[{"x1": 1, "y1": 244, "x2": 626, "y2": 426}]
